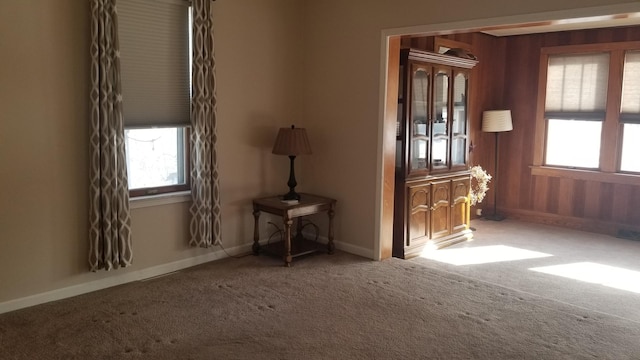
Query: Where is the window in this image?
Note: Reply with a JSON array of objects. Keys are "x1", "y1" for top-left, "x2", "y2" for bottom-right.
[
  {"x1": 620, "y1": 124, "x2": 640, "y2": 172},
  {"x1": 125, "y1": 128, "x2": 189, "y2": 197},
  {"x1": 544, "y1": 52, "x2": 608, "y2": 169},
  {"x1": 545, "y1": 119, "x2": 601, "y2": 168},
  {"x1": 620, "y1": 51, "x2": 640, "y2": 173},
  {"x1": 118, "y1": 0, "x2": 192, "y2": 196},
  {"x1": 535, "y1": 42, "x2": 640, "y2": 177}
]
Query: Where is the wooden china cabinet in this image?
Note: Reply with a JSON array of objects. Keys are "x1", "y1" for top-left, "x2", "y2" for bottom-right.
[{"x1": 393, "y1": 48, "x2": 478, "y2": 259}]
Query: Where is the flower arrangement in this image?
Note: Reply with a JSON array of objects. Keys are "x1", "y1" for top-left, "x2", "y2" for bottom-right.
[{"x1": 470, "y1": 165, "x2": 492, "y2": 206}]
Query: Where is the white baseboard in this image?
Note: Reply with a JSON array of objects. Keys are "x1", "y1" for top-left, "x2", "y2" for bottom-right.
[
  {"x1": 301, "y1": 231, "x2": 374, "y2": 259},
  {"x1": 333, "y1": 239, "x2": 374, "y2": 259},
  {"x1": 0, "y1": 236, "x2": 373, "y2": 315},
  {"x1": 0, "y1": 242, "x2": 252, "y2": 315}
]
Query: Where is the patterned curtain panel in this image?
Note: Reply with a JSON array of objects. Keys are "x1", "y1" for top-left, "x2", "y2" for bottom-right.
[
  {"x1": 88, "y1": 0, "x2": 133, "y2": 271},
  {"x1": 190, "y1": 0, "x2": 222, "y2": 248}
]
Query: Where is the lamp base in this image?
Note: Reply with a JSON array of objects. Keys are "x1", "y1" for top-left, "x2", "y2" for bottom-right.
[
  {"x1": 484, "y1": 213, "x2": 506, "y2": 221},
  {"x1": 281, "y1": 155, "x2": 301, "y2": 201},
  {"x1": 282, "y1": 191, "x2": 301, "y2": 201}
]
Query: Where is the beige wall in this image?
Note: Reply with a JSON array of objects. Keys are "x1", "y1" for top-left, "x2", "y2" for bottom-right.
[
  {"x1": 0, "y1": 0, "x2": 93, "y2": 302},
  {"x1": 0, "y1": 0, "x2": 303, "y2": 305},
  {"x1": 0, "y1": 0, "x2": 637, "y2": 307}
]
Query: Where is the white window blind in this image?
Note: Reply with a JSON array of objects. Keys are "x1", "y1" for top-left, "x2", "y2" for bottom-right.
[
  {"x1": 621, "y1": 51, "x2": 640, "y2": 122},
  {"x1": 118, "y1": 0, "x2": 190, "y2": 127},
  {"x1": 545, "y1": 53, "x2": 609, "y2": 120}
]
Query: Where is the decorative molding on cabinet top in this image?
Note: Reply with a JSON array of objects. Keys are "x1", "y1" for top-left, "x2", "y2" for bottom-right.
[{"x1": 407, "y1": 49, "x2": 478, "y2": 69}]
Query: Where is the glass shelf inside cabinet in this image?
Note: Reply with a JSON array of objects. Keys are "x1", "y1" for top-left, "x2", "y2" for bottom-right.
[
  {"x1": 432, "y1": 138, "x2": 448, "y2": 168},
  {"x1": 411, "y1": 139, "x2": 428, "y2": 170},
  {"x1": 431, "y1": 70, "x2": 449, "y2": 169},
  {"x1": 412, "y1": 69, "x2": 429, "y2": 137},
  {"x1": 433, "y1": 71, "x2": 449, "y2": 136},
  {"x1": 451, "y1": 138, "x2": 466, "y2": 166},
  {"x1": 451, "y1": 72, "x2": 468, "y2": 166},
  {"x1": 410, "y1": 67, "x2": 429, "y2": 171}
]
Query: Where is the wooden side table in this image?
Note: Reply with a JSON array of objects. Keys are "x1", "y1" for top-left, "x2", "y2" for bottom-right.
[{"x1": 252, "y1": 193, "x2": 336, "y2": 267}]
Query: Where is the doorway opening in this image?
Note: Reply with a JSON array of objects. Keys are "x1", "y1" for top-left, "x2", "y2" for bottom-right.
[{"x1": 376, "y1": 4, "x2": 640, "y2": 260}]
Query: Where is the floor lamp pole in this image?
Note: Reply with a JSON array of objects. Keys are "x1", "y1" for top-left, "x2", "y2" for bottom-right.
[{"x1": 486, "y1": 132, "x2": 505, "y2": 221}]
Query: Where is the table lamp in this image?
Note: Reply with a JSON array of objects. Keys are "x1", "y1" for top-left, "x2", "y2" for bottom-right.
[{"x1": 272, "y1": 125, "x2": 312, "y2": 201}]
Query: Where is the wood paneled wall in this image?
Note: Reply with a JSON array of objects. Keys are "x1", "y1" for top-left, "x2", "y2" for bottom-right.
[
  {"x1": 405, "y1": 26, "x2": 640, "y2": 235},
  {"x1": 500, "y1": 26, "x2": 640, "y2": 235}
]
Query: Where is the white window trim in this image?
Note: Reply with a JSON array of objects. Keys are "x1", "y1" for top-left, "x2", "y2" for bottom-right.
[{"x1": 130, "y1": 191, "x2": 191, "y2": 209}]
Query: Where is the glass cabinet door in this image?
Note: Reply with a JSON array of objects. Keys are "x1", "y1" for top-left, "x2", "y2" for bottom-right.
[
  {"x1": 397, "y1": 65, "x2": 404, "y2": 139},
  {"x1": 451, "y1": 71, "x2": 468, "y2": 167},
  {"x1": 410, "y1": 66, "x2": 430, "y2": 171},
  {"x1": 431, "y1": 69, "x2": 449, "y2": 169}
]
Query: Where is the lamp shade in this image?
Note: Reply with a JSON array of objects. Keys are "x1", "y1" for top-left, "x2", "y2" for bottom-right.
[
  {"x1": 272, "y1": 125, "x2": 312, "y2": 156},
  {"x1": 482, "y1": 110, "x2": 513, "y2": 132}
]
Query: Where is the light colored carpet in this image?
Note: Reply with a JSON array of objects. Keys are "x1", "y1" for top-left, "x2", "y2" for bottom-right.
[
  {"x1": 1, "y1": 249, "x2": 640, "y2": 359},
  {"x1": 417, "y1": 219, "x2": 640, "y2": 323}
]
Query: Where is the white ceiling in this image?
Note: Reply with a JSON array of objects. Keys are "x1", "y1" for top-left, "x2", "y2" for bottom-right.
[{"x1": 481, "y1": 13, "x2": 640, "y2": 37}]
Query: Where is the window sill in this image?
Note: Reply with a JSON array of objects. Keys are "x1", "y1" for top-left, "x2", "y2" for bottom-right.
[
  {"x1": 130, "y1": 191, "x2": 191, "y2": 209},
  {"x1": 530, "y1": 166, "x2": 640, "y2": 186}
]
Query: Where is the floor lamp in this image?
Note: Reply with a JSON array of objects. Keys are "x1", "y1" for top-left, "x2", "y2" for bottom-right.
[{"x1": 482, "y1": 110, "x2": 513, "y2": 221}]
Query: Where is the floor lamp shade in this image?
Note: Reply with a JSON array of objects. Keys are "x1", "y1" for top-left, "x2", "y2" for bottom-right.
[
  {"x1": 272, "y1": 125, "x2": 311, "y2": 201},
  {"x1": 482, "y1": 110, "x2": 512, "y2": 221},
  {"x1": 482, "y1": 110, "x2": 513, "y2": 133}
]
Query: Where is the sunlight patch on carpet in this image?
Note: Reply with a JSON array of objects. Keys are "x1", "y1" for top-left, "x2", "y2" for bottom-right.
[
  {"x1": 530, "y1": 262, "x2": 640, "y2": 294},
  {"x1": 420, "y1": 245, "x2": 553, "y2": 265}
]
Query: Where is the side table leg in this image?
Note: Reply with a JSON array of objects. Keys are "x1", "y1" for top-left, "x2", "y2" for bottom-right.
[
  {"x1": 283, "y1": 218, "x2": 293, "y2": 267},
  {"x1": 252, "y1": 209, "x2": 261, "y2": 255},
  {"x1": 327, "y1": 206, "x2": 335, "y2": 255}
]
